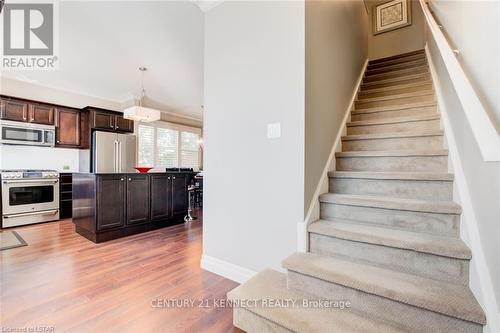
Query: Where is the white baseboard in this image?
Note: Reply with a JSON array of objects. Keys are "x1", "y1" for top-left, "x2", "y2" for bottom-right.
[
  {"x1": 200, "y1": 254, "x2": 257, "y2": 284},
  {"x1": 299, "y1": 57, "x2": 369, "y2": 252},
  {"x1": 426, "y1": 44, "x2": 500, "y2": 333}
]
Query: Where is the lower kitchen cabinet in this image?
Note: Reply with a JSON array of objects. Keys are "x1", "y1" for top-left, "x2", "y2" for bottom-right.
[
  {"x1": 72, "y1": 172, "x2": 191, "y2": 243},
  {"x1": 126, "y1": 174, "x2": 150, "y2": 225},
  {"x1": 97, "y1": 175, "x2": 126, "y2": 230}
]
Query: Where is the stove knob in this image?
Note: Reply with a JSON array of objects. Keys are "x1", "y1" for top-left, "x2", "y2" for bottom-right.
[{"x1": 16, "y1": 174, "x2": 22, "y2": 179}]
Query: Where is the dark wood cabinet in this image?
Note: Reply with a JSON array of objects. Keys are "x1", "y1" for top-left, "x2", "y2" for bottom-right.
[
  {"x1": 0, "y1": 97, "x2": 28, "y2": 122},
  {"x1": 55, "y1": 108, "x2": 81, "y2": 147},
  {"x1": 92, "y1": 111, "x2": 115, "y2": 131},
  {"x1": 115, "y1": 115, "x2": 134, "y2": 133},
  {"x1": 96, "y1": 175, "x2": 126, "y2": 230},
  {"x1": 73, "y1": 172, "x2": 192, "y2": 243},
  {"x1": 172, "y1": 174, "x2": 188, "y2": 216},
  {"x1": 150, "y1": 174, "x2": 173, "y2": 221},
  {"x1": 60, "y1": 173, "x2": 73, "y2": 219},
  {"x1": 29, "y1": 104, "x2": 54, "y2": 125},
  {"x1": 126, "y1": 175, "x2": 150, "y2": 225}
]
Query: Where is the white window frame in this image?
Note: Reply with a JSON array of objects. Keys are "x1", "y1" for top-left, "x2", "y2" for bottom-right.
[{"x1": 135, "y1": 120, "x2": 202, "y2": 171}]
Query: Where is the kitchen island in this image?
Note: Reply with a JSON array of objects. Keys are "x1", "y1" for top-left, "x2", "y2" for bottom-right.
[{"x1": 72, "y1": 172, "x2": 193, "y2": 243}]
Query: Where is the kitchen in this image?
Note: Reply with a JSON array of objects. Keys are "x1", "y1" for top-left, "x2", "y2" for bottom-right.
[{"x1": 0, "y1": 94, "x2": 202, "y2": 237}]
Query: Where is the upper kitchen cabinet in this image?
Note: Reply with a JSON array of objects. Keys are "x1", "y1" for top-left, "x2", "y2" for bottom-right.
[
  {"x1": 55, "y1": 107, "x2": 81, "y2": 148},
  {"x1": 85, "y1": 107, "x2": 134, "y2": 133},
  {"x1": 0, "y1": 96, "x2": 29, "y2": 122},
  {"x1": 0, "y1": 96, "x2": 55, "y2": 125},
  {"x1": 29, "y1": 103, "x2": 55, "y2": 125}
]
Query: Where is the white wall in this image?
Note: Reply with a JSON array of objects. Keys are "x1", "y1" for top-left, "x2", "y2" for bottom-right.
[
  {"x1": 0, "y1": 145, "x2": 80, "y2": 172},
  {"x1": 202, "y1": 1, "x2": 305, "y2": 279},
  {"x1": 427, "y1": 28, "x2": 500, "y2": 332},
  {"x1": 428, "y1": 0, "x2": 500, "y2": 129},
  {"x1": 304, "y1": 0, "x2": 368, "y2": 214}
]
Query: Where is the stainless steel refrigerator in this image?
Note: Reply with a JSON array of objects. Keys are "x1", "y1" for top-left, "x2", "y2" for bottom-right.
[{"x1": 93, "y1": 131, "x2": 136, "y2": 173}]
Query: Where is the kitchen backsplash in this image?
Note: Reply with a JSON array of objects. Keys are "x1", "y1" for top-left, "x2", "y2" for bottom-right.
[{"x1": 0, "y1": 145, "x2": 80, "y2": 172}]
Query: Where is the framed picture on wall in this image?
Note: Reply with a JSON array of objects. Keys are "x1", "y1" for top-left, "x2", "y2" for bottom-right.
[{"x1": 373, "y1": 0, "x2": 412, "y2": 35}]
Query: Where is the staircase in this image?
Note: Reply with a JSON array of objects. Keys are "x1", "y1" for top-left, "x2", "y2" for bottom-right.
[{"x1": 228, "y1": 50, "x2": 487, "y2": 332}]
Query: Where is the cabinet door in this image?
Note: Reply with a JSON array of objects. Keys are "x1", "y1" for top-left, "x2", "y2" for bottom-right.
[
  {"x1": 0, "y1": 98, "x2": 28, "y2": 122},
  {"x1": 55, "y1": 108, "x2": 81, "y2": 147},
  {"x1": 93, "y1": 111, "x2": 115, "y2": 130},
  {"x1": 126, "y1": 175, "x2": 150, "y2": 225},
  {"x1": 29, "y1": 104, "x2": 54, "y2": 125},
  {"x1": 115, "y1": 115, "x2": 134, "y2": 133},
  {"x1": 97, "y1": 175, "x2": 126, "y2": 230},
  {"x1": 150, "y1": 174, "x2": 172, "y2": 221},
  {"x1": 171, "y1": 174, "x2": 188, "y2": 215}
]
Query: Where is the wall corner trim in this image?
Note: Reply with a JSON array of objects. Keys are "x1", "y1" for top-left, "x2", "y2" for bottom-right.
[
  {"x1": 200, "y1": 254, "x2": 257, "y2": 284},
  {"x1": 192, "y1": 0, "x2": 225, "y2": 12},
  {"x1": 300, "y1": 57, "x2": 369, "y2": 251},
  {"x1": 425, "y1": 44, "x2": 500, "y2": 333}
]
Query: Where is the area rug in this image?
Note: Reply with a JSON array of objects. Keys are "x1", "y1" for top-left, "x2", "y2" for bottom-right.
[{"x1": 0, "y1": 231, "x2": 28, "y2": 251}]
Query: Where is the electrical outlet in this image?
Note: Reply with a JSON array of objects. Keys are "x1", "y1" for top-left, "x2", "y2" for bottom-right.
[
  {"x1": 63, "y1": 165, "x2": 70, "y2": 170},
  {"x1": 267, "y1": 123, "x2": 281, "y2": 139}
]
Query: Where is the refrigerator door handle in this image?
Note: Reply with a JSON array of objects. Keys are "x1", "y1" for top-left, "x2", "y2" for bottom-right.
[
  {"x1": 118, "y1": 140, "x2": 122, "y2": 173},
  {"x1": 114, "y1": 140, "x2": 118, "y2": 173}
]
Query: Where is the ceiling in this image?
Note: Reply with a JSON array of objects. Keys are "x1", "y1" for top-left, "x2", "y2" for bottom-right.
[{"x1": 2, "y1": 1, "x2": 204, "y2": 119}]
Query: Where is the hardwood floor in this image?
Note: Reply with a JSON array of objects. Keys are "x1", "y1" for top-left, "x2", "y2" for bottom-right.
[{"x1": 1, "y1": 210, "x2": 243, "y2": 333}]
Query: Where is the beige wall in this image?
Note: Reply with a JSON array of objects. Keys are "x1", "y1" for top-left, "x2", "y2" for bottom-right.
[
  {"x1": 304, "y1": 0, "x2": 368, "y2": 215},
  {"x1": 366, "y1": 0, "x2": 425, "y2": 60},
  {"x1": 426, "y1": 0, "x2": 500, "y2": 311}
]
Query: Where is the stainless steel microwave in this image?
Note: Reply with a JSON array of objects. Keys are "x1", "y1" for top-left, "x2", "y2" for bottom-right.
[{"x1": 0, "y1": 120, "x2": 55, "y2": 147}]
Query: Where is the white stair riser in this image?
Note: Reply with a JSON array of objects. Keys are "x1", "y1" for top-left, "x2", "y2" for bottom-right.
[
  {"x1": 336, "y1": 155, "x2": 448, "y2": 172},
  {"x1": 329, "y1": 177, "x2": 453, "y2": 201},
  {"x1": 287, "y1": 271, "x2": 480, "y2": 333},
  {"x1": 358, "y1": 83, "x2": 433, "y2": 99},
  {"x1": 347, "y1": 118, "x2": 440, "y2": 135},
  {"x1": 364, "y1": 67, "x2": 429, "y2": 83},
  {"x1": 355, "y1": 94, "x2": 435, "y2": 110},
  {"x1": 342, "y1": 135, "x2": 444, "y2": 151},
  {"x1": 351, "y1": 106, "x2": 437, "y2": 121},
  {"x1": 368, "y1": 54, "x2": 426, "y2": 69},
  {"x1": 361, "y1": 75, "x2": 431, "y2": 90},
  {"x1": 366, "y1": 60, "x2": 428, "y2": 76},
  {"x1": 320, "y1": 202, "x2": 460, "y2": 237},
  {"x1": 310, "y1": 233, "x2": 469, "y2": 285},
  {"x1": 233, "y1": 308, "x2": 293, "y2": 333}
]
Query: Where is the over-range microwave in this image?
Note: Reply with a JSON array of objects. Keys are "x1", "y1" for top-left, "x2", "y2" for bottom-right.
[{"x1": 0, "y1": 120, "x2": 55, "y2": 147}]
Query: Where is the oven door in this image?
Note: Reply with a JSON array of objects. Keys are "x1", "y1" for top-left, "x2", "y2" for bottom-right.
[{"x1": 1, "y1": 179, "x2": 59, "y2": 215}]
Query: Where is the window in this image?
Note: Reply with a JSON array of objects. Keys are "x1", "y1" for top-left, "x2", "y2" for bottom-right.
[{"x1": 136, "y1": 122, "x2": 201, "y2": 170}]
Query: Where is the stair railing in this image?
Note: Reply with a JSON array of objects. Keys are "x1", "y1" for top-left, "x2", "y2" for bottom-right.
[{"x1": 419, "y1": 0, "x2": 500, "y2": 161}]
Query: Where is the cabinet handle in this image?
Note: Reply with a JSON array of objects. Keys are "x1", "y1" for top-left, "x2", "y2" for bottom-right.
[
  {"x1": 173, "y1": 177, "x2": 176, "y2": 180},
  {"x1": 120, "y1": 178, "x2": 124, "y2": 181},
  {"x1": 57, "y1": 140, "x2": 60, "y2": 143},
  {"x1": 167, "y1": 177, "x2": 170, "y2": 180},
  {"x1": 128, "y1": 178, "x2": 131, "y2": 181}
]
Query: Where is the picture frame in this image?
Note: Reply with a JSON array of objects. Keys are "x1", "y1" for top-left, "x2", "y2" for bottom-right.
[{"x1": 373, "y1": 0, "x2": 412, "y2": 35}]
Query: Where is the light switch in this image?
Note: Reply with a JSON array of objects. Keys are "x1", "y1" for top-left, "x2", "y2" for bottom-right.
[{"x1": 267, "y1": 123, "x2": 281, "y2": 139}]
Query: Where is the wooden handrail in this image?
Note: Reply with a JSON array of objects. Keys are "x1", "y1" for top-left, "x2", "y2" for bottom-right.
[{"x1": 419, "y1": 0, "x2": 500, "y2": 161}]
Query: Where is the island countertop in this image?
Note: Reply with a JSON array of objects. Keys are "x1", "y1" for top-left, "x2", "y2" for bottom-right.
[{"x1": 72, "y1": 172, "x2": 193, "y2": 243}]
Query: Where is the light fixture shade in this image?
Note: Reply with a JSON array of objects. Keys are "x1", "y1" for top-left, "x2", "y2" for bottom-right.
[{"x1": 123, "y1": 106, "x2": 161, "y2": 122}]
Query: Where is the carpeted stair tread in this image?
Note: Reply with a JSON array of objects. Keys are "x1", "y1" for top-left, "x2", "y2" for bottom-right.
[
  {"x1": 353, "y1": 101, "x2": 436, "y2": 113},
  {"x1": 227, "y1": 269, "x2": 410, "y2": 333},
  {"x1": 282, "y1": 252, "x2": 485, "y2": 325},
  {"x1": 319, "y1": 193, "x2": 461, "y2": 214},
  {"x1": 328, "y1": 170, "x2": 454, "y2": 181},
  {"x1": 342, "y1": 130, "x2": 443, "y2": 141},
  {"x1": 347, "y1": 114, "x2": 440, "y2": 127},
  {"x1": 308, "y1": 219, "x2": 471, "y2": 259},
  {"x1": 335, "y1": 149, "x2": 448, "y2": 157}
]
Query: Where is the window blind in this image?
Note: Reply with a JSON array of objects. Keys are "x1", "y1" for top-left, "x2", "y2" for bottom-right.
[
  {"x1": 137, "y1": 124, "x2": 154, "y2": 166},
  {"x1": 180, "y1": 131, "x2": 199, "y2": 169},
  {"x1": 157, "y1": 127, "x2": 179, "y2": 168}
]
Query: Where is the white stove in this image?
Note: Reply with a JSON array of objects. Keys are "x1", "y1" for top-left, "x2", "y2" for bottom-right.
[{"x1": 1, "y1": 170, "x2": 60, "y2": 228}]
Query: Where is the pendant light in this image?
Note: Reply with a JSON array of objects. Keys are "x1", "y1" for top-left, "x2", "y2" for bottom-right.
[{"x1": 123, "y1": 67, "x2": 161, "y2": 122}]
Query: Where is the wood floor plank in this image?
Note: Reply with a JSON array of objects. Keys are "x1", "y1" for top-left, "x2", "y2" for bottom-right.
[{"x1": 0, "y1": 210, "x2": 244, "y2": 332}]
